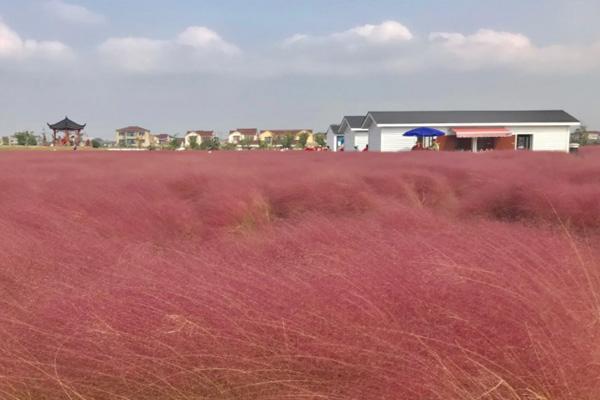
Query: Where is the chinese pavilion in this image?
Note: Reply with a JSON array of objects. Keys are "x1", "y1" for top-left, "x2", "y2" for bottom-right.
[{"x1": 47, "y1": 117, "x2": 86, "y2": 146}]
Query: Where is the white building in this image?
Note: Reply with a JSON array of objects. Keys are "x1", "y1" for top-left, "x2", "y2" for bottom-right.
[
  {"x1": 326, "y1": 124, "x2": 344, "y2": 151},
  {"x1": 185, "y1": 130, "x2": 214, "y2": 147},
  {"x1": 362, "y1": 110, "x2": 581, "y2": 153},
  {"x1": 228, "y1": 129, "x2": 258, "y2": 145},
  {"x1": 340, "y1": 116, "x2": 368, "y2": 152},
  {"x1": 116, "y1": 126, "x2": 156, "y2": 148}
]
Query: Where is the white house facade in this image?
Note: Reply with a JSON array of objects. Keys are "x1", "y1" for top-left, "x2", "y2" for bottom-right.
[
  {"x1": 326, "y1": 124, "x2": 344, "y2": 151},
  {"x1": 362, "y1": 110, "x2": 580, "y2": 153},
  {"x1": 185, "y1": 130, "x2": 214, "y2": 147},
  {"x1": 340, "y1": 116, "x2": 368, "y2": 152},
  {"x1": 228, "y1": 129, "x2": 258, "y2": 144}
]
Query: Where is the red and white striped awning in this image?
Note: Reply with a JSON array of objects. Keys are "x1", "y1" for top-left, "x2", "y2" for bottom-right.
[{"x1": 452, "y1": 127, "x2": 513, "y2": 138}]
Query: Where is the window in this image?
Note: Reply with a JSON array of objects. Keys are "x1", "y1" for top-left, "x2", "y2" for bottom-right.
[
  {"x1": 516, "y1": 134, "x2": 533, "y2": 150},
  {"x1": 456, "y1": 138, "x2": 472, "y2": 151},
  {"x1": 477, "y1": 137, "x2": 495, "y2": 152}
]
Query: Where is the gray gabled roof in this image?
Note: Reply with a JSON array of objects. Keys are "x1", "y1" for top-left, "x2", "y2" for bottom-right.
[
  {"x1": 328, "y1": 124, "x2": 341, "y2": 135},
  {"x1": 364, "y1": 110, "x2": 580, "y2": 127},
  {"x1": 343, "y1": 116, "x2": 366, "y2": 129}
]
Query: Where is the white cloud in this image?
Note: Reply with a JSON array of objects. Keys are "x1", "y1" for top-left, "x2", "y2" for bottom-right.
[
  {"x1": 277, "y1": 22, "x2": 600, "y2": 76},
  {"x1": 429, "y1": 29, "x2": 535, "y2": 69},
  {"x1": 176, "y1": 26, "x2": 240, "y2": 55},
  {"x1": 98, "y1": 26, "x2": 240, "y2": 74},
  {"x1": 0, "y1": 21, "x2": 73, "y2": 61},
  {"x1": 276, "y1": 21, "x2": 417, "y2": 76},
  {"x1": 284, "y1": 20, "x2": 413, "y2": 49},
  {"x1": 98, "y1": 37, "x2": 167, "y2": 73},
  {"x1": 46, "y1": 0, "x2": 106, "y2": 25},
  {"x1": 429, "y1": 29, "x2": 600, "y2": 73},
  {"x1": 336, "y1": 21, "x2": 414, "y2": 44}
]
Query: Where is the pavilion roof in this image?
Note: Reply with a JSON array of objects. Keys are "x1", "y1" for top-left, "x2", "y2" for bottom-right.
[{"x1": 48, "y1": 117, "x2": 86, "y2": 131}]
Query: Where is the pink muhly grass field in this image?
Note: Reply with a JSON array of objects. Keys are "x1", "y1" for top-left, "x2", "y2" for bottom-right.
[{"x1": 1, "y1": 149, "x2": 600, "y2": 399}]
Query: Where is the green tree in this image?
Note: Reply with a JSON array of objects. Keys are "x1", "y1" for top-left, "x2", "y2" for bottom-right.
[
  {"x1": 210, "y1": 137, "x2": 221, "y2": 150},
  {"x1": 169, "y1": 136, "x2": 180, "y2": 150},
  {"x1": 189, "y1": 136, "x2": 199, "y2": 150},
  {"x1": 91, "y1": 139, "x2": 102, "y2": 148},
  {"x1": 314, "y1": 133, "x2": 326, "y2": 147},
  {"x1": 571, "y1": 126, "x2": 589, "y2": 146},
  {"x1": 200, "y1": 137, "x2": 220, "y2": 151},
  {"x1": 14, "y1": 131, "x2": 37, "y2": 146},
  {"x1": 297, "y1": 132, "x2": 310, "y2": 149},
  {"x1": 279, "y1": 134, "x2": 295, "y2": 149}
]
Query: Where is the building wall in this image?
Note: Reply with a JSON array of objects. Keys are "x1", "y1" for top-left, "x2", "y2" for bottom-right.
[
  {"x1": 512, "y1": 126, "x2": 570, "y2": 152},
  {"x1": 229, "y1": 133, "x2": 242, "y2": 144},
  {"x1": 116, "y1": 130, "x2": 153, "y2": 148},
  {"x1": 303, "y1": 132, "x2": 316, "y2": 147},
  {"x1": 326, "y1": 129, "x2": 335, "y2": 150},
  {"x1": 372, "y1": 125, "x2": 571, "y2": 153},
  {"x1": 437, "y1": 135, "x2": 456, "y2": 151},
  {"x1": 368, "y1": 125, "x2": 382, "y2": 152},
  {"x1": 185, "y1": 133, "x2": 211, "y2": 147},
  {"x1": 144, "y1": 132, "x2": 157, "y2": 147},
  {"x1": 380, "y1": 127, "x2": 419, "y2": 152},
  {"x1": 344, "y1": 126, "x2": 355, "y2": 152},
  {"x1": 355, "y1": 133, "x2": 369, "y2": 151},
  {"x1": 343, "y1": 126, "x2": 368, "y2": 152},
  {"x1": 495, "y1": 136, "x2": 516, "y2": 150},
  {"x1": 326, "y1": 127, "x2": 338, "y2": 151}
]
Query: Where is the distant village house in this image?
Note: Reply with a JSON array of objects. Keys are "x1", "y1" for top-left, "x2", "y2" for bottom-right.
[
  {"x1": 228, "y1": 129, "x2": 259, "y2": 145},
  {"x1": 116, "y1": 126, "x2": 156, "y2": 148},
  {"x1": 259, "y1": 129, "x2": 314, "y2": 147},
  {"x1": 185, "y1": 130, "x2": 214, "y2": 147},
  {"x1": 155, "y1": 134, "x2": 174, "y2": 146}
]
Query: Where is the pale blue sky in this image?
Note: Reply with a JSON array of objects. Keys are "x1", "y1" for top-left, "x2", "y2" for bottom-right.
[{"x1": 1, "y1": 0, "x2": 599, "y2": 138}]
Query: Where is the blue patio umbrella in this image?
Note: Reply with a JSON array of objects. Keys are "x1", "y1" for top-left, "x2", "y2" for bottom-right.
[{"x1": 403, "y1": 127, "x2": 446, "y2": 137}]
